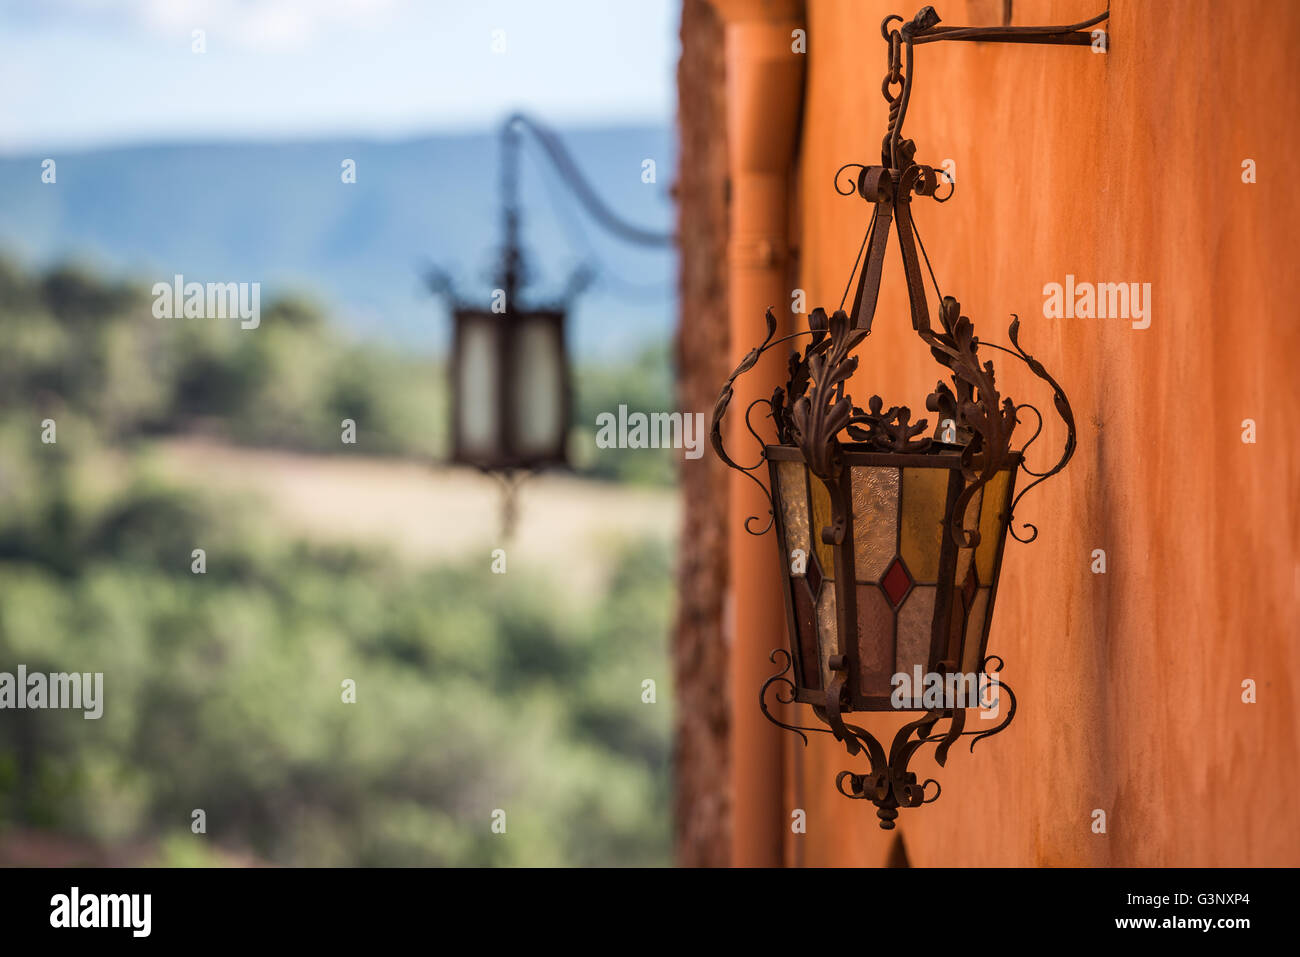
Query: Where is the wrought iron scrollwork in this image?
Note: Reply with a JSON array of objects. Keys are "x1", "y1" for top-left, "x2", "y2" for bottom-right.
[
  {"x1": 791, "y1": 307, "x2": 865, "y2": 481},
  {"x1": 975, "y1": 319, "x2": 1078, "y2": 543},
  {"x1": 759, "y1": 650, "x2": 836, "y2": 747},
  {"x1": 1003, "y1": 319, "x2": 1077, "y2": 542},
  {"x1": 933, "y1": 167, "x2": 955, "y2": 203},
  {"x1": 834, "y1": 162, "x2": 870, "y2": 196},
  {"x1": 758, "y1": 651, "x2": 1017, "y2": 829},
  {"x1": 710, "y1": 308, "x2": 779, "y2": 535},
  {"x1": 916, "y1": 297, "x2": 1019, "y2": 549}
]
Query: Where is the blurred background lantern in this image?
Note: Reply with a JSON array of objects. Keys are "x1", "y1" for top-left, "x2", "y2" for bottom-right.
[
  {"x1": 712, "y1": 6, "x2": 1096, "y2": 828},
  {"x1": 449, "y1": 307, "x2": 569, "y2": 470},
  {"x1": 429, "y1": 113, "x2": 674, "y2": 534}
]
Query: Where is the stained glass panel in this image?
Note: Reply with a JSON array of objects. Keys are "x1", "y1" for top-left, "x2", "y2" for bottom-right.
[
  {"x1": 881, "y1": 556, "x2": 912, "y2": 607},
  {"x1": 809, "y1": 471, "x2": 835, "y2": 581},
  {"x1": 776, "y1": 461, "x2": 811, "y2": 566},
  {"x1": 816, "y1": 583, "x2": 839, "y2": 691},
  {"x1": 961, "y1": 586, "x2": 991, "y2": 675},
  {"x1": 792, "y1": 576, "x2": 820, "y2": 691},
  {"x1": 900, "y1": 468, "x2": 949, "y2": 583},
  {"x1": 851, "y1": 466, "x2": 899, "y2": 583},
  {"x1": 857, "y1": 583, "x2": 894, "y2": 697},
  {"x1": 896, "y1": 584, "x2": 937, "y2": 677}
]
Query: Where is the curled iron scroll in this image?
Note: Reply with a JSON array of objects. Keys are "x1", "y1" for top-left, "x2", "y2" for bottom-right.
[
  {"x1": 710, "y1": 309, "x2": 779, "y2": 535},
  {"x1": 759, "y1": 650, "x2": 835, "y2": 746},
  {"x1": 915, "y1": 656, "x2": 1018, "y2": 754},
  {"x1": 933, "y1": 167, "x2": 955, "y2": 203},
  {"x1": 834, "y1": 162, "x2": 869, "y2": 196},
  {"x1": 711, "y1": 312, "x2": 843, "y2": 537},
  {"x1": 969, "y1": 656, "x2": 1017, "y2": 752},
  {"x1": 978, "y1": 317, "x2": 1078, "y2": 543}
]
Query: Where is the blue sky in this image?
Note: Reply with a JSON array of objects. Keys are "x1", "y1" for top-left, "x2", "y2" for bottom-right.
[{"x1": 0, "y1": 0, "x2": 680, "y2": 152}]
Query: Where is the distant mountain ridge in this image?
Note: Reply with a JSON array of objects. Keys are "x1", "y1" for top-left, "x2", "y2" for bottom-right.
[{"x1": 0, "y1": 125, "x2": 677, "y2": 357}]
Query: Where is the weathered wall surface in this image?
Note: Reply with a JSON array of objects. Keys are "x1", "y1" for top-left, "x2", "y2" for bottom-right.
[
  {"x1": 674, "y1": 0, "x2": 732, "y2": 867},
  {"x1": 781, "y1": 0, "x2": 1300, "y2": 866}
]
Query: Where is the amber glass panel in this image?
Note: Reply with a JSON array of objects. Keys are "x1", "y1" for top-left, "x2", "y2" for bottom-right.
[
  {"x1": 856, "y1": 584, "x2": 894, "y2": 697},
  {"x1": 851, "y1": 466, "x2": 899, "y2": 583},
  {"x1": 975, "y1": 470, "x2": 1011, "y2": 584},
  {"x1": 895, "y1": 585, "x2": 937, "y2": 677},
  {"x1": 960, "y1": 587, "x2": 991, "y2": 675},
  {"x1": 777, "y1": 461, "x2": 811, "y2": 566},
  {"x1": 900, "y1": 468, "x2": 950, "y2": 584},
  {"x1": 809, "y1": 471, "x2": 835, "y2": 581},
  {"x1": 816, "y1": 584, "x2": 839, "y2": 691},
  {"x1": 792, "y1": 577, "x2": 821, "y2": 691}
]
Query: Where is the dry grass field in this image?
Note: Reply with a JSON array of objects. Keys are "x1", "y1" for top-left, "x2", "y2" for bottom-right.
[{"x1": 144, "y1": 436, "x2": 680, "y2": 597}]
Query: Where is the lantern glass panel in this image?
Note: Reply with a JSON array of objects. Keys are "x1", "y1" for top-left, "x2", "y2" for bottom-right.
[
  {"x1": 976, "y1": 469, "x2": 1011, "y2": 583},
  {"x1": 456, "y1": 312, "x2": 500, "y2": 458},
  {"x1": 809, "y1": 474, "x2": 835, "y2": 581},
  {"x1": 776, "y1": 461, "x2": 812, "y2": 561},
  {"x1": 793, "y1": 577, "x2": 820, "y2": 691},
  {"x1": 513, "y1": 314, "x2": 566, "y2": 456},
  {"x1": 961, "y1": 587, "x2": 992, "y2": 674},
  {"x1": 944, "y1": 581, "x2": 967, "y2": 668},
  {"x1": 851, "y1": 466, "x2": 899, "y2": 583},
  {"x1": 900, "y1": 467, "x2": 949, "y2": 583},
  {"x1": 896, "y1": 584, "x2": 937, "y2": 676},
  {"x1": 815, "y1": 583, "x2": 839, "y2": 692},
  {"x1": 856, "y1": 583, "x2": 894, "y2": 696}
]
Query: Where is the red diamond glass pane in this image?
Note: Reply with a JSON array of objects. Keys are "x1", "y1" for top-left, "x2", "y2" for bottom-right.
[
  {"x1": 806, "y1": 548, "x2": 824, "y2": 598},
  {"x1": 881, "y1": 557, "x2": 912, "y2": 607}
]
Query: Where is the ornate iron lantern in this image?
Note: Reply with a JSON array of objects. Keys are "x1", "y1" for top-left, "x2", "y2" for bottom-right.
[{"x1": 712, "y1": 6, "x2": 1098, "y2": 828}]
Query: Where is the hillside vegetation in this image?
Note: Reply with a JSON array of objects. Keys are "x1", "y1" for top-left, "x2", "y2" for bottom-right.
[{"x1": 0, "y1": 260, "x2": 675, "y2": 866}]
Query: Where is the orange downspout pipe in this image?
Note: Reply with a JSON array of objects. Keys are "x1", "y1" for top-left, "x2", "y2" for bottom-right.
[{"x1": 709, "y1": 0, "x2": 806, "y2": 867}]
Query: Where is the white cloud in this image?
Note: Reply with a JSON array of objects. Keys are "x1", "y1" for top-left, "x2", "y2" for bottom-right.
[{"x1": 23, "y1": 0, "x2": 404, "y2": 51}]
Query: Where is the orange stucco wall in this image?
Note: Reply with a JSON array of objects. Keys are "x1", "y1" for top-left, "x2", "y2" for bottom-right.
[{"x1": 777, "y1": 0, "x2": 1300, "y2": 866}]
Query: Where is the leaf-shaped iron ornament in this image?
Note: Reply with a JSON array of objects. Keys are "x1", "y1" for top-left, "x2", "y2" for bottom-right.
[
  {"x1": 708, "y1": 5, "x2": 1092, "y2": 829},
  {"x1": 917, "y1": 296, "x2": 1020, "y2": 548},
  {"x1": 790, "y1": 307, "x2": 865, "y2": 481}
]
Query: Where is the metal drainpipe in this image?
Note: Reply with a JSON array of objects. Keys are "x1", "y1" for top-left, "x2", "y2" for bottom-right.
[{"x1": 709, "y1": 0, "x2": 806, "y2": 868}]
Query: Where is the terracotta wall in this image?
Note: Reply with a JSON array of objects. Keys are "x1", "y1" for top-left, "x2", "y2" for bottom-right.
[{"x1": 774, "y1": 0, "x2": 1300, "y2": 866}]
